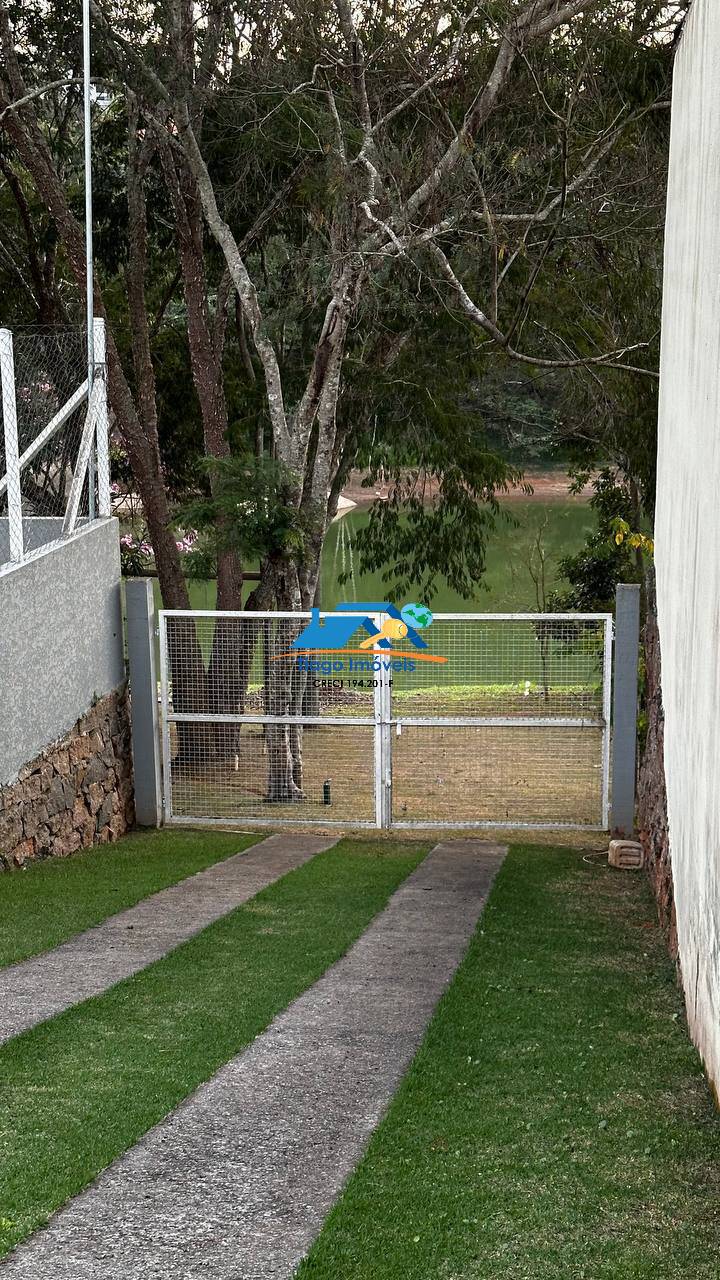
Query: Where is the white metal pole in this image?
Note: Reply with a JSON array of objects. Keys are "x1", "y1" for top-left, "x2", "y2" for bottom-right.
[
  {"x1": 93, "y1": 318, "x2": 111, "y2": 514},
  {"x1": 159, "y1": 612, "x2": 172, "y2": 823},
  {"x1": 0, "y1": 329, "x2": 24, "y2": 562},
  {"x1": 601, "y1": 613, "x2": 614, "y2": 830},
  {"x1": 83, "y1": 0, "x2": 96, "y2": 520},
  {"x1": 372, "y1": 614, "x2": 385, "y2": 829}
]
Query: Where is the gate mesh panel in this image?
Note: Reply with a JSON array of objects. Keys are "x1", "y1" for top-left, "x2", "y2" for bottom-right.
[
  {"x1": 393, "y1": 617, "x2": 606, "y2": 720},
  {"x1": 168, "y1": 721, "x2": 375, "y2": 822},
  {"x1": 162, "y1": 612, "x2": 377, "y2": 824},
  {"x1": 391, "y1": 723, "x2": 604, "y2": 826},
  {"x1": 163, "y1": 613, "x2": 377, "y2": 720}
]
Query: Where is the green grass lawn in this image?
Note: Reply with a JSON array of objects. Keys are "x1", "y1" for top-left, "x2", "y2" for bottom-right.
[
  {"x1": 0, "y1": 837, "x2": 429, "y2": 1259},
  {"x1": 0, "y1": 828, "x2": 263, "y2": 967},
  {"x1": 3, "y1": 837, "x2": 718, "y2": 1276},
  {"x1": 298, "y1": 845, "x2": 720, "y2": 1280}
]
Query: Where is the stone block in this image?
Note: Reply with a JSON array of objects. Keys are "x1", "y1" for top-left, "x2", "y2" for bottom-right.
[
  {"x1": 69, "y1": 736, "x2": 92, "y2": 765},
  {"x1": 72, "y1": 796, "x2": 89, "y2": 826},
  {"x1": 85, "y1": 782, "x2": 104, "y2": 816},
  {"x1": 23, "y1": 773, "x2": 42, "y2": 801},
  {"x1": 96, "y1": 794, "x2": 114, "y2": 831},
  {"x1": 45, "y1": 774, "x2": 69, "y2": 818},
  {"x1": 0, "y1": 809, "x2": 24, "y2": 852},
  {"x1": 54, "y1": 749, "x2": 71, "y2": 778},
  {"x1": 608, "y1": 839, "x2": 644, "y2": 870},
  {"x1": 39, "y1": 762, "x2": 55, "y2": 791},
  {"x1": 56, "y1": 831, "x2": 82, "y2": 857},
  {"x1": 79, "y1": 817, "x2": 96, "y2": 847},
  {"x1": 108, "y1": 813, "x2": 126, "y2": 841},
  {"x1": 83, "y1": 755, "x2": 109, "y2": 788},
  {"x1": 23, "y1": 807, "x2": 43, "y2": 840},
  {"x1": 13, "y1": 839, "x2": 35, "y2": 867},
  {"x1": 35, "y1": 825, "x2": 51, "y2": 854}
]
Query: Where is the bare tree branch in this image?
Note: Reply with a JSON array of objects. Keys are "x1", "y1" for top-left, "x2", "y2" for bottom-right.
[
  {"x1": 428, "y1": 242, "x2": 659, "y2": 376},
  {"x1": 0, "y1": 77, "x2": 84, "y2": 122}
]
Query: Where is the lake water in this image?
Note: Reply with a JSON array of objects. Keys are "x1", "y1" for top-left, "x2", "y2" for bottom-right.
[{"x1": 168, "y1": 499, "x2": 594, "y2": 614}]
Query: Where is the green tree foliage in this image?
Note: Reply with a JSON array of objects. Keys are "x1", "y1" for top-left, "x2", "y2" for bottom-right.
[
  {"x1": 549, "y1": 471, "x2": 641, "y2": 612},
  {"x1": 0, "y1": 0, "x2": 684, "y2": 612},
  {"x1": 180, "y1": 453, "x2": 307, "y2": 564}
]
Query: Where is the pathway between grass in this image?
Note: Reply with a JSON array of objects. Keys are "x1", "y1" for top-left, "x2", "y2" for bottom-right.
[
  {"x1": 0, "y1": 839, "x2": 505, "y2": 1279},
  {"x1": 0, "y1": 827, "x2": 263, "y2": 967},
  {"x1": 0, "y1": 833, "x2": 335, "y2": 1046},
  {"x1": 0, "y1": 837, "x2": 428, "y2": 1261},
  {"x1": 298, "y1": 844, "x2": 720, "y2": 1280}
]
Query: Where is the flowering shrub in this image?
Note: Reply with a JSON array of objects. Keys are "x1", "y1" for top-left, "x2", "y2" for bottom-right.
[
  {"x1": 119, "y1": 533, "x2": 153, "y2": 576},
  {"x1": 119, "y1": 529, "x2": 201, "y2": 577}
]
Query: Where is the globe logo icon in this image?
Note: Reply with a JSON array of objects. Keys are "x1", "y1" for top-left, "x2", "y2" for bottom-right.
[{"x1": 401, "y1": 602, "x2": 433, "y2": 630}]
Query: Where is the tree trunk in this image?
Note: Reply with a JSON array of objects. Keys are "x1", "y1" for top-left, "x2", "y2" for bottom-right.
[
  {"x1": 637, "y1": 573, "x2": 675, "y2": 955},
  {"x1": 261, "y1": 556, "x2": 305, "y2": 802}
]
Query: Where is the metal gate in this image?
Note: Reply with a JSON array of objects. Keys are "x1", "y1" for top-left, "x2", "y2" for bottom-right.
[{"x1": 159, "y1": 609, "x2": 612, "y2": 831}]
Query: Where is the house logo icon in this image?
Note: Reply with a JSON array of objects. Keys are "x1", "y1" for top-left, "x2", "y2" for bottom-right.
[{"x1": 292, "y1": 602, "x2": 430, "y2": 652}]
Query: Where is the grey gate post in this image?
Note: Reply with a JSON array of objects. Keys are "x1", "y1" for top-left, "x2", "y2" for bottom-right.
[
  {"x1": 611, "y1": 583, "x2": 641, "y2": 836},
  {"x1": 126, "y1": 577, "x2": 163, "y2": 826}
]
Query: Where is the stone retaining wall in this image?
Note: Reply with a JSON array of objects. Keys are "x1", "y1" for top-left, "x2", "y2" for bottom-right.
[{"x1": 0, "y1": 687, "x2": 134, "y2": 870}]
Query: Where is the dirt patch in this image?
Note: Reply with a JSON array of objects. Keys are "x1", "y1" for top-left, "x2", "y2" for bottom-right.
[
  {"x1": 341, "y1": 468, "x2": 594, "y2": 508},
  {"x1": 170, "y1": 719, "x2": 603, "y2": 828}
]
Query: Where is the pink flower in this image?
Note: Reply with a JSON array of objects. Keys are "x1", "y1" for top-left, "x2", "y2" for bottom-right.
[{"x1": 176, "y1": 531, "x2": 198, "y2": 553}]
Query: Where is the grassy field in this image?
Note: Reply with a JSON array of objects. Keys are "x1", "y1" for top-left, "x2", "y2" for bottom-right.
[
  {"x1": 156, "y1": 499, "x2": 594, "y2": 615},
  {"x1": 0, "y1": 837, "x2": 429, "y2": 1259},
  {"x1": 297, "y1": 845, "x2": 720, "y2": 1280},
  {"x1": 0, "y1": 828, "x2": 261, "y2": 967}
]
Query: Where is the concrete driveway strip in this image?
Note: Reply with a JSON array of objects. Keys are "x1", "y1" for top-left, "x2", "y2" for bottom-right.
[
  {"x1": 0, "y1": 833, "x2": 336, "y2": 1046},
  {"x1": 0, "y1": 838, "x2": 506, "y2": 1280}
]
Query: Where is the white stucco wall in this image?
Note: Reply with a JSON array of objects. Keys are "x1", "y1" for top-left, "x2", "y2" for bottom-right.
[{"x1": 655, "y1": 0, "x2": 720, "y2": 1091}]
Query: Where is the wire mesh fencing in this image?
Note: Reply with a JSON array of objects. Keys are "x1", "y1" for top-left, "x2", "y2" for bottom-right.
[
  {"x1": 391, "y1": 615, "x2": 607, "y2": 721},
  {"x1": 0, "y1": 329, "x2": 87, "y2": 513},
  {"x1": 0, "y1": 324, "x2": 109, "y2": 568},
  {"x1": 161, "y1": 610, "x2": 380, "y2": 825},
  {"x1": 159, "y1": 610, "x2": 612, "y2": 830}
]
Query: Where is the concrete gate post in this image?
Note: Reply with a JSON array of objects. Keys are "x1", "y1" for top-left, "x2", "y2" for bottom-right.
[
  {"x1": 126, "y1": 577, "x2": 163, "y2": 826},
  {"x1": 611, "y1": 583, "x2": 641, "y2": 837}
]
